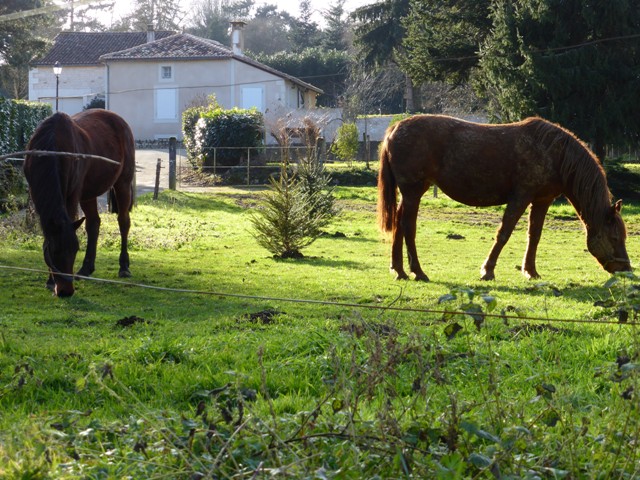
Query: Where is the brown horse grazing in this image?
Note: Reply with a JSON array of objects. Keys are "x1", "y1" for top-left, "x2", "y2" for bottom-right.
[
  {"x1": 23, "y1": 110, "x2": 135, "y2": 297},
  {"x1": 378, "y1": 114, "x2": 631, "y2": 281}
]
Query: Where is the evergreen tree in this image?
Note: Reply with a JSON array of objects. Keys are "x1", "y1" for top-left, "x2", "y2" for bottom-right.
[
  {"x1": 187, "y1": 0, "x2": 232, "y2": 43},
  {"x1": 322, "y1": 0, "x2": 348, "y2": 51},
  {"x1": 115, "y1": 0, "x2": 185, "y2": 31},
  {"x1": 289, "y1": 0, "x2": 320, "y2": 53},
  {"x1": 350, "y1": 0, "x2": 417, "y2": 111},
  {"x1": 0, "y1": 0, "x2": 56, "y2": 98},
  {"x1": 401, "y1": 0, "x2": 491, "y2": 85},
  {"x1": 478, "y1": 0, "x2": 640, "y2": 159},
  {"x1": 244, "y1": 4, "x2": 293, "y2": 54}
]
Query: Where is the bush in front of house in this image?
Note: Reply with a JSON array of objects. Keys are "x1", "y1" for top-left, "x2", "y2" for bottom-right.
[
  {"x1": 182, "y1": 101, "x2": 264, "y2": 170},
  {"x1": 330, "y1": 122, "x2": 359, "y2": 164},
  {"x1": 83, "y1": 96, "x2": 105, "y2": 110}
]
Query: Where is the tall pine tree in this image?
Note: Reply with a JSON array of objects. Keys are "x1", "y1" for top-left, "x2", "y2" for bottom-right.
[{"x1": 478, "y1": 0, "x2": 640, "y2": 159}]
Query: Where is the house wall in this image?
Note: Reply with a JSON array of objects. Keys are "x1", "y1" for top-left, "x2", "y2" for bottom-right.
[
  {"x1": 29, "y1": 65, "x2": 105, "y2": 115},
  {"x1": 106, "y1": 58, "x2": 321, "y2": 141}
]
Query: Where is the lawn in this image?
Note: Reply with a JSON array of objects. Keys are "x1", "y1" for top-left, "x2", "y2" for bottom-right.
[{"x1": 0, "y1": 185, "x2": 639, "y2": 478}]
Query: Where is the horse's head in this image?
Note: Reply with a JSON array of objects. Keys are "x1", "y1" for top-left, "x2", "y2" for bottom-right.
[
  {"x1": 587, "y1": 200, "x2": 631, "y2": 273},
  {"x1": 43, "y1": 218, "x2": 84, "y2": 297}
]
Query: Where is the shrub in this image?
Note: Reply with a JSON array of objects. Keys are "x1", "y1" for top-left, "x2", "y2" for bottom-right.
[
  {"x1": 330, "y1": 122, "x2": 359, "y2": 163},
  {"x1": 182, "y1": 98, "x2": 264, "y2": 169},
  {"x1": 83, "y1": 96, "x2": 105, "y2": 110}
]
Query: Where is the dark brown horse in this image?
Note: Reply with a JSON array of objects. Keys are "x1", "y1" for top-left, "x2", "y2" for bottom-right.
[
  {"x1": 23, "y1": 110, "x2": 135, "y2": 297},
  {"x1": 378, "y1": 114, "x2": 631, "y2": 281}
]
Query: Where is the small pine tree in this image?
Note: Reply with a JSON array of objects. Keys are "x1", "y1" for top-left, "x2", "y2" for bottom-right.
[
  {"x1": 251, "y1": 166, "x2": 326, "y2": 258},
  {"x1": 296, "y1": 157, "x2": 338, "y2": 227}
]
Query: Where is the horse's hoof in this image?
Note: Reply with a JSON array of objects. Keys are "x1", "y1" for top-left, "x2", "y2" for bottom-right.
[
  {"x1": 523, "y1": 271, "x2": 541, "y2": 280},
  {"x1": 480, "y1": 272, "x2": 495, "y2": 281},
  {"x1": 414, "y1": 273, "x2": 430, "y2": 282},
  {"x1": 119, "y1": 270, "x2": 132, "y2": 278}
]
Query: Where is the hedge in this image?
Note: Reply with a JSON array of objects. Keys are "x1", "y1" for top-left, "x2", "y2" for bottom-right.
[
  {"x1": 0, "y1": 98, "x2": 51, "y2": 155},
  {"x1": 0, "y1": 98, "x2": 51, "y2": 212},
  {"x1": 183, "y1": 105, "x2": 264, "y2": 169}
]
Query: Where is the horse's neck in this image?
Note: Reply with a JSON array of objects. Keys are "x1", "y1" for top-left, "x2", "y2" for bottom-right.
[
  {"x1": 558, "y1": 144, "x2": 610, "y2": 229},
  {"x1": 30, "y1": 157, "x2": 74, "y2": 233},
  {"x1": 564, "y1": 179, "x2": 610, "y2": 231}
]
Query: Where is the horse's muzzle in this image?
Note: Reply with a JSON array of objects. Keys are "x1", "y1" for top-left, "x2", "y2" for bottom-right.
[
  {"x1": 603, "y1": 257, "x2": 632, "y2": 273},
  {"x1": 51, "y1": 271, "x2": 75, "y2": 297}
]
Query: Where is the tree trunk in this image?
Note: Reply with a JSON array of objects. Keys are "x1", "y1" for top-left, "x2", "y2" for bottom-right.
[{"x1": 405, "y1": 74, "x2": 416, "y2": 113}]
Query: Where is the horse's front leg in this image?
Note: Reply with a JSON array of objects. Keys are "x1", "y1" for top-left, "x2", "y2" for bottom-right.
[
  {"x1": 481, "y1": 199, "x2": 529, "y2": 280},
  {"x1": 77, "y1": 199, "x2": 100, "y2": 278},
  {"x1": 522, "y1": 200, "x2": 552, "y2": 279}
]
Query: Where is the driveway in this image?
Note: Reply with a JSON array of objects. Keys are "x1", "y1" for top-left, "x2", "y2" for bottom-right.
[
  {"x1": 135, "y1": 149, "x2": 172, "y2": 197},
  {"x1": 97, "y1": 148, "x2": 177, "y2": 209}
]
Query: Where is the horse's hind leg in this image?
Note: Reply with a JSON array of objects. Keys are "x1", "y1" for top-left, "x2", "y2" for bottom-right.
[
  {"x1": 112, "y1": 184, "x2": 133, "y2": 278},
  {"x1": 78, "y1": 198, "x2": 101, "y2": 277},
  {"x1": 480, "y1": 198, "x2": 529, "y2": 280},
  {"x1": 398, "y1": 186, "x2": 429, "y2": 281},
  {"x1": 522, "y1": 199, "x2": 552, "y2": 279},
  {"x1": 391, "y1": 202, "x2": 409, "y2": 280}
]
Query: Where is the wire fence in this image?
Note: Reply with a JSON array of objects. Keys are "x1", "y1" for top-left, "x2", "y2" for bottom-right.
[
  {"x1": 178, "y1": 145, "x2": 322, "y2": 187},
  {"x1": 0, "y1": 263, "x2": 637, "y2": 328}
]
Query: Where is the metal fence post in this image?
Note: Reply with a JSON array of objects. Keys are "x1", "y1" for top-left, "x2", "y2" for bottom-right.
[{"x1": 168, "y1": 137, "x2": 176, "y2": 190}]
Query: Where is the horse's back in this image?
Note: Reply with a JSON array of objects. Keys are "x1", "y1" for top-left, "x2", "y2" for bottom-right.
[
  {"x1": 73, "y1": 110, "x2": 136, "y2": 198},
  {"x1": 384, "y1": 115, "x2": 562, "y2": 206}
]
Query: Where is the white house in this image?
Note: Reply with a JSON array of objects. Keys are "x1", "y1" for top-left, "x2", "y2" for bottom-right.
[
  {"x1": 29, "y1": 24, "x2": 330, "y2": 142},
  {"x1": 29, "y1": 29, "x2": 174, "y2": 114},
  {"x1": 100, "y1": 26, "x2": 324, "y2": 141}
]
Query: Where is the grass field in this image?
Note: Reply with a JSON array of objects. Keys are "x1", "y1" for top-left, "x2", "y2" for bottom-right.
[{"x1": 0, "y1": 184, "x2": 639, "y2": 478}]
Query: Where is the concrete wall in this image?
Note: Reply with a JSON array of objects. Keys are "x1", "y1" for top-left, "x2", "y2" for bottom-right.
[{"x1": 29, "y1": 65, "x2": 104, "y2": 114}]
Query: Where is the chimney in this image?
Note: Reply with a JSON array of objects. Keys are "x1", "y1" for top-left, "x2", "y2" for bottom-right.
[
  {"x1": 230, "y1": 21, "x2": 246, "y2": 56},
  {"x1": 147, "y1": 24, "x2": 155, "y2": 43}
]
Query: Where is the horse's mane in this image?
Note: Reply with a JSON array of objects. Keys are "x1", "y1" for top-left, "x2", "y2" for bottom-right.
[
  {"x1": 530, "y1": 119, "x2": 611, "y2": 225},
  {"x1": 25, "y1": 113, "x2": 80, "y2": 230}
]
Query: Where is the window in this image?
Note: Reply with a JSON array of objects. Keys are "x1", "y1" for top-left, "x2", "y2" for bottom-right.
[
  {"x1": 160, "y1": 65, "x2": 173, "y2": 81},
  {"x1": 155, "y1": 88, "x2": 177, "y2": 121},
  {"x1": 242, "y1": 87, "x2": 263, "y2": 111}
]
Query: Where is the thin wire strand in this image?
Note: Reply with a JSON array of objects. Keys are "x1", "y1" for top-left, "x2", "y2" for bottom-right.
[
  {"x1": 0, "y1": 264, "x2": 635, "y2": 327},
  {"x1": 0, "y1": 150, "x2": 120, "y2": 166}
]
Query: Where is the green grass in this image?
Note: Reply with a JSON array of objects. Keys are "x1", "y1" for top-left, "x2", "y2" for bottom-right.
[{"x1": 1, "y1": 187, "x2": 639, "y2": 479}]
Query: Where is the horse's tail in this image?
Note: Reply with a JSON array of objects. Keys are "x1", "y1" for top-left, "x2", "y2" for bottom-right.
[
  {"x1": 377, "y1": 133, "x2": 397, "y2": 233},
  {"x1": 107, "y1": 182, "x2": 135, "y2": 214},
  {"x1": 108, "y1": 188, "x2": 118, "y2": 213}
]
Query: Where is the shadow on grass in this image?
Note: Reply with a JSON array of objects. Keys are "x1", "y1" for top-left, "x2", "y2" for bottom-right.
[{"x1": 137, "y1": 190, "x2": 244, "y2": 215}]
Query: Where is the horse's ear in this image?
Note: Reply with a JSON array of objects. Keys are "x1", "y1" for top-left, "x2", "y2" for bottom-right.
[
  {"x1": 613, "y1": 199, "x2": 623, "y2": 213},
  {"x1": 73, "y1": 218, "x2": 85, "y2": 230}
]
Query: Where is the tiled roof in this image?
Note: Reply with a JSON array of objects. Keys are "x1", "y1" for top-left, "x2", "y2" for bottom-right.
[
  {"x1": 100, "y1": 33, "x2": 231, "y2": 61},
  {"x1": 32, "y1": 31, "x2": 175, "y2": 67},
  {"x1": 100, "y1": 33, "x2": 323, "y2": 93}
]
